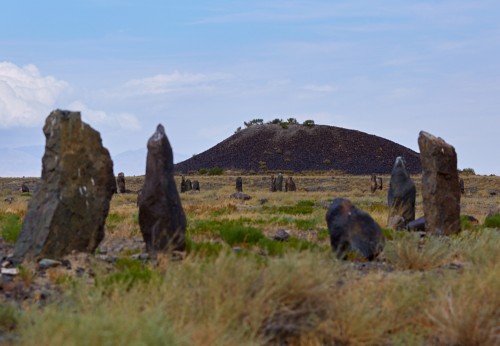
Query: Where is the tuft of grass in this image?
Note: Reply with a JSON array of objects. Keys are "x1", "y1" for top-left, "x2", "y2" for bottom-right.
[
  {"x1": 99, "y1": 258, "x2": 154, "y2": 290},
  {"x1": 0, "y1": 304, "x2": 18, "y2": 334},
  {"x1": 484, "y1": 213, "x2": 500, "y2": 228},
  {"x1": 0, "y1": 212, "x2": 22, "y2": 243},
  {"x1": 219, "y1": 224, "x2": 264, "y2": 246},
  {"x1": 294, "y1": 218, "x2": 319, "y2": 230},
  {"x1": 264, "y1": 200, "x2": 315, "y2": 215},
  {"x1": 384, "y1": 234, "x2": 451, "y2": 270}
]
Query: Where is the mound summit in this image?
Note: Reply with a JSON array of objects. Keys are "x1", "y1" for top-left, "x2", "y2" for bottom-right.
[{"x1": 175, "y1": 124, "x2": 421, "y2": 174}]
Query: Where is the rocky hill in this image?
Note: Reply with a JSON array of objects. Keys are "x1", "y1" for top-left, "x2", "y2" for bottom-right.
[{"x1": 175, "y1": 124, "x2": 421, "y2": 174}]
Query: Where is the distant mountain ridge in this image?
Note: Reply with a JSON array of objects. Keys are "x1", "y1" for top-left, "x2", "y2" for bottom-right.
[{"x1": 174, "y1": 124, "x2": 421, "y2": 174}]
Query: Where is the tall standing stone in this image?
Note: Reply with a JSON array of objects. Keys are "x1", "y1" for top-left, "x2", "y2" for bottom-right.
[
  {"x1": 387, "y1": 157, "x2": 416, "y2": 229},
  {"x1": 116, "y1": 172, "x2": 126, "y2": 193},
  {"x1": 418, "y1": 131, "x2": 461, "y2": 235},
  {"x1": 12, "y1": 110, "x2": 115, "y2": 264},
  {"x1": 275, "y1": 173, "x2": 284, "y2": 191},
  {"x1": 236, "y1": 177, "x2": 243, "y2": 192},
  {"x1": 139, "y1": 124, "x2": 186, "y2": 255}
]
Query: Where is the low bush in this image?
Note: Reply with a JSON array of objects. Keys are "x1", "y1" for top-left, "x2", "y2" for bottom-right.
[{"x1": 484, "y1": 213, "x2": 500, "y2": 228}]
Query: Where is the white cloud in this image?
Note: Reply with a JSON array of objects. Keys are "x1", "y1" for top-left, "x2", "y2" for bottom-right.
[
  {"x1": 122, "y1": 70, "x2": 231, "y2": 96},
  {"x1": 67, "y1": 101, "x2": 141, "y2": 130},
  {"x1": 0, "y1": 62, "x2": 70, "y2": 128}
]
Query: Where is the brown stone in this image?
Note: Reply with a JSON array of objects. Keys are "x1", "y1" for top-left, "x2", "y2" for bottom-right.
[
  {"x1": 418, "y1": 131, "x2": 461, "y2": 235},
  {"x1": 236, "y1": 177, "x2": 243, "y2": 192},
  {"x1": 12, "y1": 110, "x2": 115, "y2": 264},
  {"x1": 138, "y1": 124, "x2": 187, "y2": 255}
]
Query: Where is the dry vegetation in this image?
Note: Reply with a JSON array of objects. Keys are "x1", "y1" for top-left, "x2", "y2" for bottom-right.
[{"x1": 0, "y1": 173, "x2": 499, "y2": 345}]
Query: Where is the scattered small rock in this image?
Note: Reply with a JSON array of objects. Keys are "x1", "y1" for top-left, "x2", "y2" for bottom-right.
[
  {"x1": 230, "y1": 193, "x2": 251, "y2": 200},
  {"x1": 273, "y1": 229, "x2": 290, "y2": 241}
]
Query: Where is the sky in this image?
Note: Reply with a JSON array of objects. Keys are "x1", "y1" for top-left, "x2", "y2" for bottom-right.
[{"x1": 1, "y1": 0, "x2": 499, "y2": 176}]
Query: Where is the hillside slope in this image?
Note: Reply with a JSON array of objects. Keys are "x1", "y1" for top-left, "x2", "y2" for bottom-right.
[{"x1": 175, "y1": 124, "x2": 421, "y2": 174}]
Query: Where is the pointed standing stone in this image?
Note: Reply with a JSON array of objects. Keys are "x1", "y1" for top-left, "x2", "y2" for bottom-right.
[
  {"x1": 139, "y1": 124, "x2": 186, "y2": 255},
  {"x1": 387, "y1": 157, "x2": 416, "y2": 229},
  {"x1": 418, "y1": 131, "x2": 461, "y2": 235},
  {"x1": 12, "y1": 110, "x2": 115, "y2": 264}
]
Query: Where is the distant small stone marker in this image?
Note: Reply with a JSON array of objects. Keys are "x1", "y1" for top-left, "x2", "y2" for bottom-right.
[
  {"x1": 236, "y1": 176, "x2": 243, "y2": 192},
  {"x1": 12, "y1": 110, "x2": 115, "y2": 264},
  {"x1": 116, "y1": 172, "x2": 126, "y2": 193}
]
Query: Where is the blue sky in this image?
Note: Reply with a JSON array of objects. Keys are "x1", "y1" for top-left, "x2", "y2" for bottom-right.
[{"x1": 1, "y1": 1, "x2": 499, "y2": 176}]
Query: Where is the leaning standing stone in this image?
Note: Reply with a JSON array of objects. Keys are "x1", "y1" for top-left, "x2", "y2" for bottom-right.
[
  {"x1": 275, "y1": 173, "x2": 284, "y2": 191},
  {"x1": 12, "y1": 110, "x2": 115, "y2": 264},
  {"x1": 387, "y1": 157, "x2": 416, "y2": 229},
  {"x1": 139, "y1": 124, "x2": 186, "y2": 255},
  {"x1": 418, "y1": 131, "x2": 461, "y2": 235}
]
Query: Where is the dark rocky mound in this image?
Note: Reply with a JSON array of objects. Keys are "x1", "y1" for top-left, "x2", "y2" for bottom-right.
[{"x1": 175, "y1": 124, "x2": 421, "y2": 174}]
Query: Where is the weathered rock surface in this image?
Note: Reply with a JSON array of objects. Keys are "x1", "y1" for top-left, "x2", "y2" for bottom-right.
[
  {"x1": 406, "y1": 216, "x2": 426, "y2": 232},
  {"x1": 116, "y1": 172, "x2": 126, "y2": 193},
  {"x1": 418, "y1": 131, "x2": 461, "y2": 235},
  {"x1": 326, "y1": 198, "x2": 384, "y2": 260},
  {"x1": 387, "y1": 157, "x2": 416, "y2": 229},
  {"x1": 138, "y1": 124, "x2": 187, "y2": 255},
  {"x1": 12, "y1": 110, "x2": 115, "y2": 264},
  {"x1": 192, "y1": 180, "x2": 200, "y2": 191}
]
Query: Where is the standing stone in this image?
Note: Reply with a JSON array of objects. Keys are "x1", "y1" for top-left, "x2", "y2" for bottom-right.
[
  {"x1": 185, "y1": 179, "x2": 192, "y2": 191},
  {"x1": 12, "y1": 110, "x2": 115, "y2": 264},
  {"x1": 192, "y1": 180, "x2": 200, "y2": 191},
  {"x1": 326, "y1": 198, "x2": 384, "y2": 260},
  {"x1": 21, "y1": 184, "x2": 30, "y2": 193},
  {"x1": 370, "y1": 174, "x2": 378, "y2": 193},
  {"x1": 377, "y1": 177, "x2": 383, "y2": 190},
  {"x1": 387, "y1": 157, "x2": 416, "y2": 229},
  {"x1": 275, "y1": 173, "x2": 284, "y2": 191},
  {"x1": 236, "y1": 177, "x2": 243, "y2": 192},
  {"x1": 116, "y1": 172, "x2": 126, "y2": 193},
  {"x1": 459, "y1": 177, "x2": 465, "y2": 195},
  {"x1": 285, "y1": 177, "x2": 296, "y2": 192},
  {"x1": 139, "y1": 125, "x2": 186, "y2": 255},
  {"x1": 418, "y1": 131, "x2": 461, "y2": 235},
  {"x1": 270, "y1": 175, "x2": 277, "y2": 192},
  {"x1": 180, "y1": 176, "x2": 187, "y2": 193}
]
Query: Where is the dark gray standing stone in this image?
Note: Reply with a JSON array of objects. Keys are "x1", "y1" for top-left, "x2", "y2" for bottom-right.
[
  {"x1": 387, "y1": 157, "x2": 416, "y2": 229},
  {"x1": 185, "y1": 179, "x2": 192, "y2": 191},
  {"x1": 418, "y1": 131, "x2": 461, "y2": 235},
  {"x1": 180, "y1": 176, "x2": 187, "y2": 193},
  {"x1": 21, "y1": 184, "x2": 30, "y2": 193},
  {"x1": 285, "y1": 177, "x2": 296, "y2": 192},
  {"x1": 192, "y1": 180, "x2": 200, "y2": 191},
  {"x1": 377, "y1": 177, "x2": 383, "y2": 190},
  {"x1": 236, "y1": 176, "x2": 243, "y2": 192},
  {"x1": 275, "y1": 173, "x2": 284, "y2": 191},
  {"x1": 139, "y1": 124, "x2": 187, "y2": 255},
  {"x1": 459, "y1": 177, "x2": 465, "y2": 195},
  {"x1": 12, "y1": 110, "x2": 115, "y2": 264},
  {"x1": 116, "y1": 172, "x2": 126, "y2": 193},
  {"x1": 370, "y1": 174, "x2": 378, "y2": 193},
  {"x1": 326, "y1": 198, "x2": 384, "y2": 260},
  {"x1": 270, "y1": 175, "x2": 277, "y2": 192}
]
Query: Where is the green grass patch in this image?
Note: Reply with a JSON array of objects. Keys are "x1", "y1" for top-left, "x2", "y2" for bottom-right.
[
  {"x1": 0, "y1": 304, "x2": 18, "y2": 334},
  {"x1": 264, "y1": 200, "x2": 315, "y2": 215},
  {"x1": 99, "y1": 258, "x2": 153, "y2": 290},
  {"x1": 106, "y1": 212, "x2": 127, "y2": 232},
  {"x1": 219, "y1": 224, "x2": 264, "y2": 246},
  {"x1": 294, "y1": 218, "x2": 319, "y2": 230},
  {"x1": 0, "y1": 213, "x2": 22, "y2": 243},
  {"x1": 382, "y1": 227, "x2": 407, "y2": 240},
  {"x1": 484, "y1": 213, "x2": 500, "y2": 228},
  {"x1": 186, "y1": 239, "x2": 224, "y2": 257}
]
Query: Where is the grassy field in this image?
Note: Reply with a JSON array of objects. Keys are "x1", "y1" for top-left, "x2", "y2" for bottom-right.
[{"x1": 0, "y1": 173, "x2": 499, "y2": 345}]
